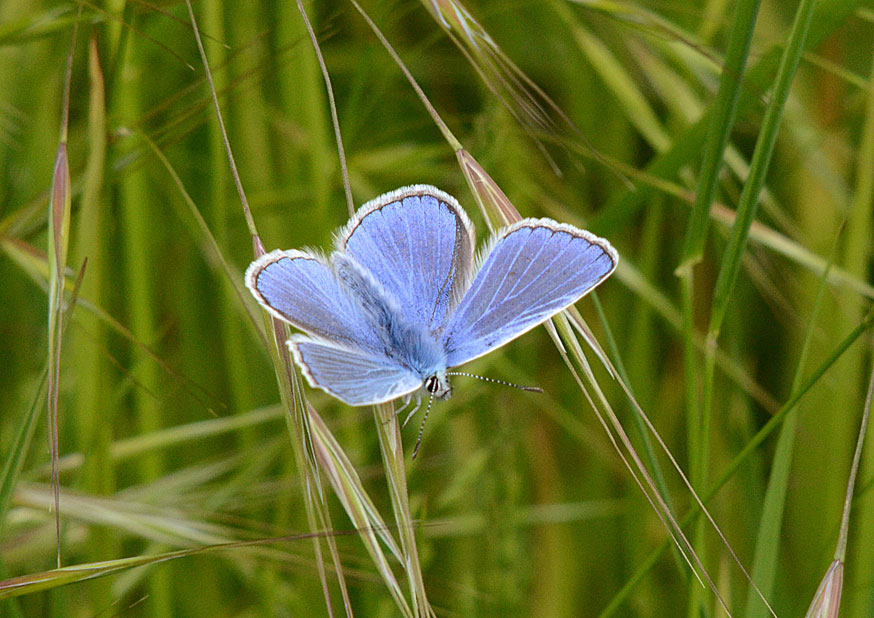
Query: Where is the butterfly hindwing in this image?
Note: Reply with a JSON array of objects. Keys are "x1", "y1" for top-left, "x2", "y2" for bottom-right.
[
  {"x1": 440, "y1": 220, "x2": 618, "y2": 368},
  {"x1": 290, "y1": 337, "x2": 422, "y2": 405},
  {"x1": 338, "y1": 185, "x2": 475, "y2": 332}
]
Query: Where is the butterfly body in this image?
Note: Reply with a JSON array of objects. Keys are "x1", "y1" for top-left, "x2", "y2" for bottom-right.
[
  {"x1": 331, "y1": 252, "x2": 451, "y2": 399},
  {"x1": 246, "y1": 185, "x2": 617, "y2": 406}
]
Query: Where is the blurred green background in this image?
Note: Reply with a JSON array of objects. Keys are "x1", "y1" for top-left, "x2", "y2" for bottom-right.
[{"x1": 1, "y1": 0, "x2": 873, "y2": 616}]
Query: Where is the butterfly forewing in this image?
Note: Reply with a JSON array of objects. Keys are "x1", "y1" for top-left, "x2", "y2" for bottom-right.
[
  {"x1": 246, "y1": 249, "x2": 386, "y2": 352},
  {"x1": 440, "y1": 220, "x2": 617, "y2": 368},
  {"x1": 339, "y1": 185, "x2": 475, "y2": 332}
]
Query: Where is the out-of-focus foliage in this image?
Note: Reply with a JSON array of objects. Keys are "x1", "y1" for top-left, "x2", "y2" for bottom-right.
[{"x1": 1, "y1": 1, "x2": 873, "y2": 616}]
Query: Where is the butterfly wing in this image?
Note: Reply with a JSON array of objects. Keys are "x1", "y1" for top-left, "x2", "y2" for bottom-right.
[
  {"x1": 337, "y1": 185, "x2": 475, "y2": 332},
  {"x1": 246, "y1": 249, "x2": 386, "y2": 352},
  {"x1": 440, "y1": 220, "x2": 617, "y2": 368},
  {"x1": 290, "y1": 337, "x2": 421, "y2": 405},
  {"x1": 248, "y1": 249, "x2": 423, "y2": 405}
]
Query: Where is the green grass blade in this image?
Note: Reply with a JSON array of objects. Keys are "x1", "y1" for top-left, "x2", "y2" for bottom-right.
[
  {"x1": 46, "y1": 141, "x2": 70, "y2": 570},
  {"x1": 592, "y1": 0, "x2": 863, "y2": 236},
  {"x1": 0, "y1": 531, "x2": 350, "y2": 601},
  {"x1": 695, "y1": 6, "x2": 821, "y2": 607},
  {"x1": 679, "y1": 0, "x2": 760, "y2": 268},
  {"x1": 563, "y1": 15, "x2": 670, "y2": 152},
  {"x1": 745, "y1": 231, "x2": 840, "y2": 618},
  {"x1": 0, "y1": 368, "x2": 47, "y2": 532},
  {"x1": 843, "y1": 47, "x2": 874, "y2": 615},
  {"x1": 708, "y1": 0, "x2": 819, "y2": 338},
  {"x1": 598, "y1": 308, "x2": 874, "y2": 616}
]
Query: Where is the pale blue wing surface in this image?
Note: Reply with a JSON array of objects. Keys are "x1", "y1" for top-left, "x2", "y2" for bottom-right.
[
  {"x1": 245, "y1": 249, "x2": 384, "y2": 352},
  {"x1": 338, "y1": 185, "x2": 475, "y2": 332},
  {"x1": 290, "y1": 336, "x2": 421, "y2": 405},
  {"x1": 441, "y1": 220, "x2": 618, "y2": 368}
]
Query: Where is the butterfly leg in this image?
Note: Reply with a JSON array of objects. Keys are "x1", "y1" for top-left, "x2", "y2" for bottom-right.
[{"x1": 401, "y1": 396, "x2": 422, "y2": 428}]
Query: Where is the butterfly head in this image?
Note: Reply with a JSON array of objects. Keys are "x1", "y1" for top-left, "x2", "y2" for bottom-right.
[{"x1": 424, "y1": 372, "x2": 452, "y2": 400}]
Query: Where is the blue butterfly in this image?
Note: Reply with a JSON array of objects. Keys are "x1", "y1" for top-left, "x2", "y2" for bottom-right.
[{"x1": 246, "y1": 185, "x2": 617, "y2": 406}]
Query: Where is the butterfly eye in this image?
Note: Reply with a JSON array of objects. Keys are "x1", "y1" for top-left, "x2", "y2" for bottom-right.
[{"x1": 425, "y1": 376, "x2": 440, "y2": 394}]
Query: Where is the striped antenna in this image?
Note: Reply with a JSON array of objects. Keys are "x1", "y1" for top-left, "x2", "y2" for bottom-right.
[
  {"x1": 447, "y1": 372, "x2": 543, "y2": 393},
  {"x1": 409, "y1": 374, "x2": 543, "y2": 458},
  {"x1": 411, "y1": 393, "x2": 435, "y2": 459}
]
